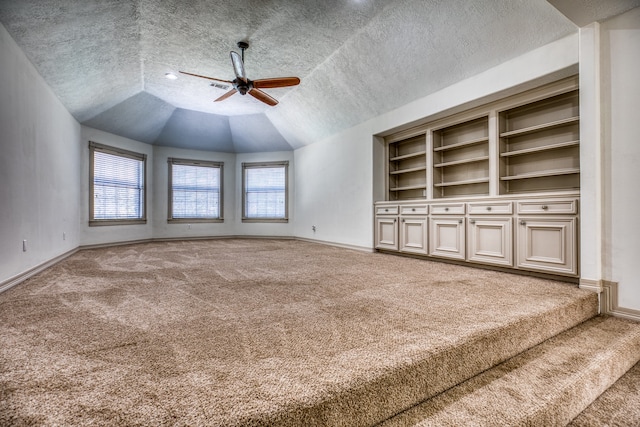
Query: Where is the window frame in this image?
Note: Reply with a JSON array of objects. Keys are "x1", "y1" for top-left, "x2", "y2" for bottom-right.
[
  {"x1": 242, "y1": 161, "x2": 289, "y2": 223},
  {"x1": 89, "y1": 141, "x2": 147, "y2": 226},
  {"x1": 167, "y1": 158, "x2": 224, "y2": 223}
]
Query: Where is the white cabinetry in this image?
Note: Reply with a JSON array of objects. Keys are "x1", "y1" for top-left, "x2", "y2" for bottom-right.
[
  {"x1": 467, "y1": 201, "x2": 513, "y2": 267},
  {"x1": 377, "y1": 78, "x2": 581, "y2": 280},
  {"x1": 400, "y1": 217, "x2": 428, "y2": 255},
  {"x1": 429, "y1": 203, "x2": 466, "y2": 260},
  {"x1": 375, "y1": 196, "x2": 578, "y2": 278},
  {"x1": 399, "y1": 204, "x2": 428, "y2": 255},
  {"x1": 375, "y1": 205, "x2": 399, "y2": 251},
  {"x1": 516, "y1": 200, "x2": 577, "y2": 276},
  {"x1": 468, "y1": 217, "x2": 513, "y2": 267}
]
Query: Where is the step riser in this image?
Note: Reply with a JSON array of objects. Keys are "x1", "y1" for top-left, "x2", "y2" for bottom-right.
[
  {"x1": 379, "y1": 316, "x2": 640, "y2": 427},
  {"x1": 532, "y1": 332, "x2": 640, "y2": 426},
  {"x1": 259, "y1": 293, "x2": 599, "y2": 426}
]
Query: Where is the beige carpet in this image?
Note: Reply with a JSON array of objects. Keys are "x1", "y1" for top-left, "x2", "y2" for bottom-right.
[
  {"x1": 568, "y1": 361, "x2": 640, "y2": 426},
  {"x1": 379, "y1": 315, "x2": 640, "y2": 426},
  {"x1": 0, "y1": 239, "x2": 598, "y2": 426}
]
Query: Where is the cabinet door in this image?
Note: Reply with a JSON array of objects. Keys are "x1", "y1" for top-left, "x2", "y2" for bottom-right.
[
  {"x1": 375, "y1": 217, "x2": 398, "y2": 251},
  {"x1": 400, "y1": 217, "x2": 428, "y2": 255},
  {"x1": 517, "y1": 217, "x2": 577, "y2": 276},
  {"x1": 468, "y1": 217, "x2": 513, "y2": 267},
  {"x1": 429, "y1": 216, "x2": 465, "y2": 260}
]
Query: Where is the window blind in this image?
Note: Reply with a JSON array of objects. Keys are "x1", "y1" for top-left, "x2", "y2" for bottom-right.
[
  {"x1": 245, "y1": 166, "x2": 286, "y2": 219},
  {"x1": 171, "y1": 163, "x2": 221, "y2": 219},
  {"x1": 93, "y1": 150, "x2": 145, "y2": 220}
]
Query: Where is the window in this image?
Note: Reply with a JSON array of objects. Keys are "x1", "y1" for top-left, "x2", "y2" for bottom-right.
[
  {"x1": 89, "y1": 142, "x2": 146, "y2": 226},
  {"x1": 242, "y1": 161, "x2": 288, "y2": 222},
  {"x1": 168, "y1": 158, "x2": 223, "y2": 222}
]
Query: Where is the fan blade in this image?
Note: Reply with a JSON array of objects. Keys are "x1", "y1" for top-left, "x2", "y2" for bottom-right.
[
  {"x1": 230, "y1": 51, "x2": 247, "y2": 82},
  {"x1": 214, "y1": 89, "x2": 237, "y2": 102},
  {"x1": 179, "y1": 71, "x2": 233, "y2": 84},
  {"x1": 248, "y1": 88, "x2": 278, "y2": 106},
  {"x1": 253, "y1": 77, "x2": 300, "y2": 89}
]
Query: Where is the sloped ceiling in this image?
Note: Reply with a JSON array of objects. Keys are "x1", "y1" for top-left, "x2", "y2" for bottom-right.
[{"x1": 0, "y1": 0, "x2": 635, "y2": 152}]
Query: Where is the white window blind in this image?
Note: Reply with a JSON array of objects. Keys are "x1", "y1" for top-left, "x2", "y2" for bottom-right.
[
  {"x1": 244, "y1": 163, "x2": 287, "y2": 220},
  {"x1": 170, "y1": 162, "x2": 221, "y2": 219},
  {"x1": 93, "y1": 150, "x2": 145, "y2": 220}
]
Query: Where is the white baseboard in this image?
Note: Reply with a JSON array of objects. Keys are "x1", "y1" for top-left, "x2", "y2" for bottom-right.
[
  {"x1": 0, "y1": 248, "x2": 79, "y2": 294},
  {"x1": 580, "y1": 278, "x2": 640, "y2": 322},
  {"x1": 295, "y1": 237, "x2": 374, "y2": 253}
]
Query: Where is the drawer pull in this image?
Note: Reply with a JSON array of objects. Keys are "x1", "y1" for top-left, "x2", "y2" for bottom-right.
[
  {"x1": 470, "y1": 219, "x2": 476, "y2": 224},
  {"x1": 486, "y1": 206, "x2": 492, "y2": 211},
  {"x1": 385, "y1": 208, "x2": 389, "y2": 212},
  {"x1": 411, "y1": 208, "x2": 416, "y2": 212},
  {"x1": 445, "y1": 207, "x2": 449, "y2": 212},
  {"x1": 520, "y1": 220, "x2": 526, "y2": 225},
  {"x1": 542, "y1": 205, "x2": 548, "y2": 210},
  {"x1": 458, "y1": 219, "x2": 463, "y2": 224}
]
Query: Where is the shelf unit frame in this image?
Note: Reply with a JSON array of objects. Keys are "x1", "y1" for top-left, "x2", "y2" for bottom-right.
[{"x1": 382, "y1": 76, "x2": 580, "y2": 202}]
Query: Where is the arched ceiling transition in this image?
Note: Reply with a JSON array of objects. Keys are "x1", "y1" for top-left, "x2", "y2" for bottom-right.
[{"x1": 0, "y1": 0, "x2": 637, "y2": 152}]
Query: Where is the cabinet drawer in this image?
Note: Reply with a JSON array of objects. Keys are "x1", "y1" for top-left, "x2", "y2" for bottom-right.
[
  {"x1": 468, "y1": 201, "x2": 513, "y2": 215},
  {"x1": 376, "y1": 205, "x2": 399, "y2": 215},
  {"x1": 430, "y1": 203, "x2": 466, "y2": 215},
  {"x1": 517, "y1": 199, "x2": 577, "y2": 215},
  {"x1": 400, "y1": 204, "x2": 428, "y2": 215}
]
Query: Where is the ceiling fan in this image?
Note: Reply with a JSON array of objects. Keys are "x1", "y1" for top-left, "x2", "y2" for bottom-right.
[{"x1": 180, "y1": 41, "x2": 300, "y2": 106}]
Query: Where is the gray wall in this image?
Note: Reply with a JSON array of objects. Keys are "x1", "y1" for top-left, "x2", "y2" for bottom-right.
[{"x1": 0, "y1": 24, "x2": 81, "y2": 286}]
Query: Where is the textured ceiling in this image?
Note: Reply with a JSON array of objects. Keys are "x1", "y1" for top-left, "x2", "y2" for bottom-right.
[{"x1": 0, "y1": 1, "x2": 633, "y2": 152}]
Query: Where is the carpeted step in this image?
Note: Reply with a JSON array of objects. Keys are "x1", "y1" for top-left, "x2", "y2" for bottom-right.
[
  {"x1": 378, "y1": 316, "x2": 640, "y2": 427},
  {"x1": 257, "y1": 290, "x2": 599, "y2": 426},
  {"x1": 568, "y1": 360, "x2": 640, "y2": 426}
]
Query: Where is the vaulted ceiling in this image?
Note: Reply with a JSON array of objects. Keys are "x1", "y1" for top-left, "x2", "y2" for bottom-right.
[{"x1": 0, "y1": 0, "x2": 637, "y2": 152}]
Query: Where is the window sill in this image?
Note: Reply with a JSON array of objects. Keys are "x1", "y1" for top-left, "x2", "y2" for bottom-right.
[
  {"x1": 242, "y1": 218, "x2": 288, "y2": 223},
  {"x1": 89, "y1": 219, "x2": 147, "y2": 227},
  {"x1": 168, "y1": 218, "x2": 224, "y2": 224}
]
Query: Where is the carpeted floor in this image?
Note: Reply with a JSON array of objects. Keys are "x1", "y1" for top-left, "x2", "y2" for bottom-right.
[{"x1": 0, "y1": 239, "x2": 599, "y2": 426}]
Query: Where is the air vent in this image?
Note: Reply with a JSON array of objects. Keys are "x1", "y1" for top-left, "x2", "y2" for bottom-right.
[{"x1": 210, "y1": 83, "x2": 230, "y2": 90}]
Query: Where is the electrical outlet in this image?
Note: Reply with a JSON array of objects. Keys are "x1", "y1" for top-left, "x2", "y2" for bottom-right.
[{"x1": 22, "y1": 240, "x2": 27, "y2": 252}]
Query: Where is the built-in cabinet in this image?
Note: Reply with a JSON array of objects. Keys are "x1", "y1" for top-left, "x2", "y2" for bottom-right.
[
  {"x1": 375, "y1": 196, "x2": 578, "y2": 277},
  {"x1": 377, "y1": 77, "x2": 580, "y2": 279}
]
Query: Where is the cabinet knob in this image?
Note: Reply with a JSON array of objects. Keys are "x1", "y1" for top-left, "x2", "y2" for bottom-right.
[
  {"x1": 459, "y1": 219, "x2": 463, "y2": 224},
  {"x1": 411, "y1": 208, "x2": 416, "y2": 212},
  {"x1": 486, "y1": 206, "x2": 492, "y2": 211},
  {"x1": 520, "y1": 220, "x2": 526, "y2": 225},
  {"x1": 445, "y1": 207, "x2": 449, "y2": 212},
  {"x1": 470, "y1": 219, "x2": 476, "y2": 224},
  {"x1": 541, "y1": 205, "x2": 548, "y2": 210},
  {"x1": 385, "y1": 208, "x2": 389, "y2": 212},
  {"x1": 402, "y1": 219, "x2": 405, "y2": 223}
]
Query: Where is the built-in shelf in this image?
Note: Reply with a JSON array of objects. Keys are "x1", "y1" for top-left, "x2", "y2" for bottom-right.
[
  {"x1": 500, "y1": 116, "x2": 579, "y2": 138},
  {"x1": 434, "y1": 156, "x2": 489, "y2": 168},
  {"x1": 500, "y1": 168, "x2": 580, "y2": 181},
  {"x1": 501, "y1": 140, "x2": 580, "y2": 158},
  {"x1": 384, "y1": 78, "x2": 580, "y2": 201},
  {"x1": 389, "y1": 150, "x2": 427, "y2": 162},
  {"x1": 390, "y1": 166, "x2": 427, "y2": 175},
  {"x1": 434, "y1": 177, "x2": 490, "y2": 188},
  {"x1": 390, "y1": 184, "x2": 428, "y2": 192},
  {"x1": 433, "y1": 137, "x2": 488, "y2": 152}
]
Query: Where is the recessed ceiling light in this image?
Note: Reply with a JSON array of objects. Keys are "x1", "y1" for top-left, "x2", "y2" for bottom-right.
[{"x1": 165, "y1": 72, "x2": 178, "y2": 80}]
